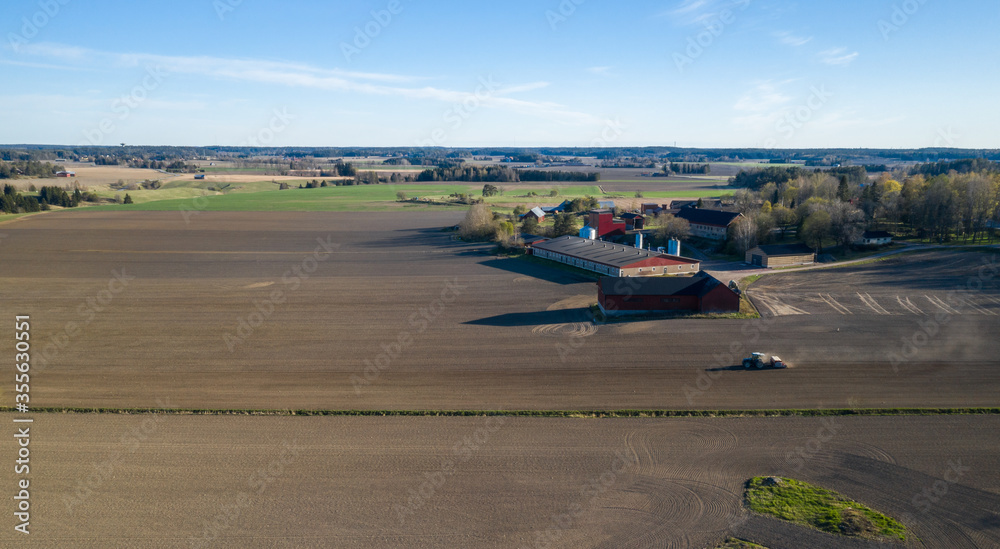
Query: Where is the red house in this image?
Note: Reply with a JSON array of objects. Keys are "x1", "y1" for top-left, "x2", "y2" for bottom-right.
[{"x1": 597, "y1": 272, "x2": 740, "y2": 315}]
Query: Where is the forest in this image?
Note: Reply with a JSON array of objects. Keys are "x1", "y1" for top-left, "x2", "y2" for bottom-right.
[{"x1": 724, "y1": 160, "x2": 1000, "y2": 253}]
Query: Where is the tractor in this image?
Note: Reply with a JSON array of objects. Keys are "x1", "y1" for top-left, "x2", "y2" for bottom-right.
[{"x1": 742, "y1": 352, "x2": 786, "y2": 369}]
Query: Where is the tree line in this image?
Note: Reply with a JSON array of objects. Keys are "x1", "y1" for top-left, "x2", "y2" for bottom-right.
[
  {"x1": 724, "y1": 159, "x2": 1000, "y2": 253},
  {"x1": 417, "y1": 166, "x2": 598, "y2": 182},
  {"x1": 1, "y1": 184, "x2": 106, "y2": 214},
  {"x1": 0, "y1": 160, "x2": 64, "y2": 179},
  {"x1": 667, "y1": 163, "x2": 711, "y2": 174},
  {"x1": 1, "y1": 185, "x2": 41, "y2": 213},
  {"x1": 6, "y1": 144, "x2": 1000, "y2": 165}
]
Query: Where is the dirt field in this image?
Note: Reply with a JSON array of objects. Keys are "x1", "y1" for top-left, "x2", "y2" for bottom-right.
[
  {"x1": 1, "y1": 211, "x2": 998, "y2": 411},
  {"x1": 1, "y1": 414, "x2": 997, "y2": 548},
  {"x1": 14, "y1": 163, "x2": 180, "y2": 189}
]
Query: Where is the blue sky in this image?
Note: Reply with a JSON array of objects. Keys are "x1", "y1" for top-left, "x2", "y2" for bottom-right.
[{"x1": 2, "y1": 0, "x2": 998, "y2": 148}]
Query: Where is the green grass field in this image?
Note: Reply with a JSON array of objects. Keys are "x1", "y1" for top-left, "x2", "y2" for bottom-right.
[
  {"x1": 638, "y1": 190, "x2": 734, "y2": 199},
  {"x1": 55, "y1": 177, "x2": 734, "y2": 214},
  {"x1": 0, "y1": 211, "x2": 45, "y2": 224},
  {"x1": 745, "y1": 477, "x2": 906, "y2": 541},
  {"x1": 85, "y1": 184, "x2": 474, "y2": 212}
]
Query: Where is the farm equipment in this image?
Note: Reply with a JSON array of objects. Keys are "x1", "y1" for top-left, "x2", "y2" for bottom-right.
[
  {"x1": 728, "y1": 280, "x2": 742, "y2": 296},
  {"x1": 742, "y1": 352, "x2": 786, "y2": 369}
]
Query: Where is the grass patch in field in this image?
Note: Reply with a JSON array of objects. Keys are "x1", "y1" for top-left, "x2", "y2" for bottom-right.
[
  {"x1": 485, "y1": 185, "x2": 603, "y2": 203},
  {"x1": 0, "y1": 211, "x2": 46, "y2": 224},
  {"x1": 744, "y1": 476, "x2": 906, "y2": 541},
  {"x1": 636, "y1": 190, "x2": 732, "y2": 199},
  {"x1": 709, "y1": 538, "x2": 769, "y2": 549},
  {"x1": 90, "y1": 187, "x2": 217, "y2": 204},
  {"x1": 737, "y1": 292, "x2": 760, "y2": 318}
]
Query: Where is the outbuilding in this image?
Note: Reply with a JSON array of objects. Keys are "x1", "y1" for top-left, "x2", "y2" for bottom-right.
[
  {"x1": 521, "y1": 206, "x2": 546, "y2": 222},
  {"x1": 674, "y1": 208, "x2": 743, "y2": 240},
  {"x1": 856, "y1": 230, "x2": 892, "y2": 247},
  {"x1": 597, "y1": 272, "x2": 740, "y2": 315},
  {"x1": 619, "y1": 212, "x2": 645, "y2": 230},
  {"x1": 745, "y1": 243, "x2": 815, "y2": 268}
]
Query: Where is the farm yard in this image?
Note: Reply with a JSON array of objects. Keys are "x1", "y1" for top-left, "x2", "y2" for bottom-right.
[
  {"x1": 748, "y1": 251, "x2": 1000, "y2": 318},
  {"x1": 0, "y1": 413, "x2": 997, "y2": 548}
]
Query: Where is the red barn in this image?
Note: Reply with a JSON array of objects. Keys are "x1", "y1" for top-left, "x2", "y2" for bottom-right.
[
  {"x1": 597, "y1": 272, "x2": 740, "y2": 315},
  {"x1": 587, "y1": 209, "x2": 626, "y2": 237}
]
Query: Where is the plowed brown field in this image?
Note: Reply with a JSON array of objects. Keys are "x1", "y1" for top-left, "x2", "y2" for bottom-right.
[
  {"x1": 1, "y1": 211, "x2": 998, "y2": 411},
  {"x1": 0, "y1": 414, "x2": 997, "y2": 548}
]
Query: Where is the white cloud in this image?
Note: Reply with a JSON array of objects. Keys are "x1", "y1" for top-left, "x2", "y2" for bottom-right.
[
  {"x1": 13, "y1": 43, "x2": 599, "y2": 126},
  {"x1": 673, "y1": 0, "x2": 711, "y2": 15},
  {"x1": 660, "y1": 0, "x2": 751, "y2": 24},
  {"x1": 733, "y1": 81, "x2": 794, "y2": 113},
  {"x1": 772, "y1": 31, "x2": 813, "y2": 47},
  {"x1": 819, "y1": 47, "x2": 859, "y2": 66},
  {"x1": 495, "y1": 82, "x2": 550, "y2": 95}
]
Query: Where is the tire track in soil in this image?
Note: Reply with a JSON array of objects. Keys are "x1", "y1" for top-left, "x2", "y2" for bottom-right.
[
  {"x1": 814, "y1": 454, "x2": 1000, "y2": 549},
  {"x1": 530, "y1": 323, "x2": 597, "y2": 338},
  {"x1": 594, "y1": 479, "x2": 743, "y2": 549},
  {"x1": 768, "y1": 437, "x2": 898, "y2": 474}
]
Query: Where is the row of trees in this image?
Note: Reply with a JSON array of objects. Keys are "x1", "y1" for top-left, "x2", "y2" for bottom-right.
[
  {"x1": 0, "y1": 160, "x2": 63, "y2": 179},
  {"x1": 1, "y1": 185, "x2": 41, "y2": 213},
  {"x1": 518, "y1": 170, "x2": 599, "y2": 182},
  {"x1": 667, "y1": 163, "x2": 711, "y2": 175},
  {"x1": 1, "y1": 184, "x2": 101, "y2": 213},
  {"x1": 417, "y1": 166, "x2": 599, "y2": 183}
]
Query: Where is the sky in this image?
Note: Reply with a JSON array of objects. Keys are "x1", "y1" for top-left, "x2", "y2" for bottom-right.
[{"x1": 2, "y1": 0, "x2": 998, "y2": 148}]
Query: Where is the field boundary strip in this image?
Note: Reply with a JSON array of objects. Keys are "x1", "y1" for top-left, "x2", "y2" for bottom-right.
[{"x1": 4, "y1": 408, "x2": 1000, "y2": 417}]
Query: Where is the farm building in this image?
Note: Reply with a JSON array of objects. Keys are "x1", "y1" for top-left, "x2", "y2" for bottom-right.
[
  {"x1": 856, "y1": 230, "x2": 893, "y2": 246},
  {"x1": 520, "y1": 234, "x2": 549, "y2": 246},
  {"x1": 745, "y1": 243, "x2": 816, "y2": 268},
  {"x1": 530, "y1": 235, "x2": 700, "y2": 277},
  {"x1": 56, "y1": 171, "x2": 76, "y2": 177},
  {"x1": 671, "y1": 198, "x2": 723, "y2": 210},
  {"x1": 675, "y1": 208, "x2": 742, "y2": 240},
  {"x1": 619, "y1": 212, "x2": 645, "y2": 230},
  {"x1": 587, "y1": 209, "x2": 627, "y2": 237},
  {"x1": 521, "y1": 206, "x2": 546, "y2": 222},
  {"x1": 597, "y1": 272, "x2": 740, "y2": 315},
  {"x1": 194, "y1": 174, "x2": 206, "y2": 180},
  {"x1": 641, "y1": 203, "x2": 669, "y2": 215},
  {"x1": 543, "y1": 200, "x2": 574, "y2": 214}
]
